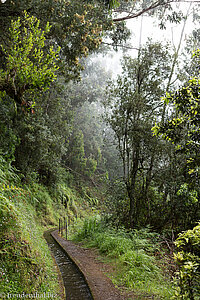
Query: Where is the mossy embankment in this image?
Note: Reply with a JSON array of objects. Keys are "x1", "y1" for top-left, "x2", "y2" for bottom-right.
[
  {"x1": 0, "y1": 156, "x2": 91, "y2": 298},
  {"x1": 0, "y1": 159, "x2": 58, "y2": 297}
]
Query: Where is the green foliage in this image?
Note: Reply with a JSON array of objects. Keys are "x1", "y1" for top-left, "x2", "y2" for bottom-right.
[
  {"x1": 66, "y1": 129, "x2": 87, "y2": 173},
  {"x1": 106, "y1": 0, "x2": 120, "y2": 9},
  {"x1": 0, "y1": 95, "x2": 18, "y2": 161},
  {"x1": 109, "y1": 21, "x2": 131, "y2": 49},
  {"x1": 0, "y1": 0, "x2": 119, "y2": 80},
  {"x1": 0, "y1": 194, "x2": 18, "y2": 233},
  {"x1": 73, "y1": 217, "x2": 174, "y2": 298},
  {"x1": 56, "y1": 183, "x2": 79, "y2": 221},
  {"x1": 104, "y1": 179, "x2": 130, "y2": 228},
  {"x1": 2, "y1": 80, "x2": 72, "y2": 185},
  {"x1": 75, "y1": 215, "x2": 101, "y2": 239},
  {"x1": 153, "y1": 49, "x2": 200, "y2": 179},
  {"x1": 173, "y1": 223, "x2": 200, "y2": 299},
  {"x1": 85, "y1": 156, "x2": 98, "y2": 177},
  {"x1": 0, "y1": 11, "x2": 60, "y2": 107},
  {"x1": 66, "y1": 119, "x2": 101, "y2": 178},
  {"x1": 177, "y1": 184, "x2": 198, "y2": 206},
  {"x1": 152, "y1": 49, "x2": 200, "y2": 231},
  {"x1": 0, "y1": 155, "x2": 61, "y2": 297}
]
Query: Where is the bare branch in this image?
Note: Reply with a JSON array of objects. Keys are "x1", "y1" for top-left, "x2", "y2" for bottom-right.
[
  {"x1": 112, "y1": 0, "x2": 197, "y2": 22},
  {"x1": 113, "y1": 0, "x2": 172, "y2": 22},
  {"x1": 102, "y1": 41, "x2": 139, "y2": 50}
]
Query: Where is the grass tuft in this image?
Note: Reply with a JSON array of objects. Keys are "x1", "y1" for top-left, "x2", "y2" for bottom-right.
[{"x1": 72, "y1": 216, "x2": 175, "y2": 299}]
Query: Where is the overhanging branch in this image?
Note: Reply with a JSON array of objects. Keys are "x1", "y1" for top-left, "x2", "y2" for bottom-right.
[
  {"x1": 112, "y1": 0, "x2": 197, "y2": 22},
  {"x1": 102, "y1": 41, "x2": 139, "y2": 50}
]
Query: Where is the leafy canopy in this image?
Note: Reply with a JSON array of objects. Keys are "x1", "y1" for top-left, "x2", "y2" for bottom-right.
[
  {"x1": 0, "y1": 11, "x2": 60, "y2": 107},
  {"x1": 152, "y1": 49, "x2": 200, "y2": 178}
]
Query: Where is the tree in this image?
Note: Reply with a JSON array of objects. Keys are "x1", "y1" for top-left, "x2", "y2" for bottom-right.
[
  {"x1": 0, "y1": 0, "x2": 116, "y2": 80},
  {"x1": 0, "y1": 12, "x2": 63, "y2": 174},
  {"x1": 1, "y1": 0, "x2": 196, "y2": 75},
  {"x1": 62, "y1": 60, "x2": 112, "y2": 179},
  {"x1": 152, "y1": 49, "x2": 200, "y2": 233},
  {"x1": 1, "y1": 79, "x2": 72, "y2": 185},
  {"x1": 151, "y1": 47, "x2": 200, "y2": 298},
  {"x1": 153, "y1": 49, "x2": 200, "y2": 181},
  {"x1": 104, "y1": 41, "x2": 172, "y2": 227},
  {"x1": 0, "y1": 12, "x2": 60, "y2": 108}
]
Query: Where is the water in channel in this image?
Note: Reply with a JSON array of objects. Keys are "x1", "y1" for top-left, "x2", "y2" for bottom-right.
[{"x1": 44, "y1": 230, "x2": 93, "y2": 300}]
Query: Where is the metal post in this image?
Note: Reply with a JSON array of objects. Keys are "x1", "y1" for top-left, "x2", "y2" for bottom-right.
[
  {"x1": 63, "y1": 219, "x2": 64, "y2": 237},
  {"x1": 66, "y1": 217, "x2": 68, "y2": 240}
]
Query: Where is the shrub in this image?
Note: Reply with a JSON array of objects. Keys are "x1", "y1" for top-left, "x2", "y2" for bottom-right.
[
  {"x1": 75, "y1": 215, "x2": 101, "y2": 239},
  {"x1": 173, "y1": 222, "x2": 200, "y2": 299}
]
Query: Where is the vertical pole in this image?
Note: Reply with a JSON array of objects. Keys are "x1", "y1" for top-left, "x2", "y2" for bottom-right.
[
  {"x1": 66, "y1": 217, "x2": 68, "y2": 240},
  {"x1": 59, "y1": 218, "x2": 61, "y2": 234},
  {"x1": 63, "y1": 217, "x2": 65, "y2": 238}
]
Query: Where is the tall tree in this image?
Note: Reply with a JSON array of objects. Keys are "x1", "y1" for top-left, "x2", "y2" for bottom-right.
[
  {"x1": 153, "y1": 49, "x2": 200, "y2": 180},
  {"x1": 152, "y1": 49, "x2": 200, "y2": 228},
  {"x1": 104, "y1": 41, "x2": 172, "y2": 227}
]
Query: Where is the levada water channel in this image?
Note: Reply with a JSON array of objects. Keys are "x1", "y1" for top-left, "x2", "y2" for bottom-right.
[{"x1": 44, "y1": 230, "x2": 93, "y2": 300}]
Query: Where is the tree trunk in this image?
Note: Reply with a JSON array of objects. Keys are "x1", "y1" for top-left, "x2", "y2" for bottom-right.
[
  {"x1": 127, "y1": 183, "x2": 136, "y2": 228},
  {"x1": 126, "y1": 156, "x2": 139, "y2": 228}
]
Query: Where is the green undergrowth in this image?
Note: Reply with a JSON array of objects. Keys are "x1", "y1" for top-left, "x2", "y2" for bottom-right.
[
  {"x1": 0, "y1": 156, "x2": 62, "y2": 298},
  {"x1": 0, "y1": 155, "x2": 98, "y2": 298},
  {"x1": 72, "y1": 216, "x2": 175, "y2": 299}
]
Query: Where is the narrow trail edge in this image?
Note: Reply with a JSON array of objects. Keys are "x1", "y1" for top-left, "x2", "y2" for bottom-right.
[{"x1": 51, "y1": 230, "x2": 125, "y2": 300}]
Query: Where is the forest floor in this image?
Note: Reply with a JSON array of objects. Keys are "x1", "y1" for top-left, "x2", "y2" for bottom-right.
[{"x1": 52, "y1": 230, "x2": 157, "y2": 300}]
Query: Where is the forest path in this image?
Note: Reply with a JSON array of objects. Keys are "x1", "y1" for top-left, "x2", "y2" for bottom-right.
[{"x1": 51, "y1": 230, "x2": 136, "y2": 300}]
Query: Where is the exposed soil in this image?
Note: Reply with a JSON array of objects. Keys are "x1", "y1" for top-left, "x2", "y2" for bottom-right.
[{"x1": 51, "y1": 230, "x2": 137, "y2": 300}]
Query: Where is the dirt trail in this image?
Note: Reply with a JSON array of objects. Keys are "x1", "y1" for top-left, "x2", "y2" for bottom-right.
[{"x1": 51, "y1": 230, "x2": 131, "y2": 300}]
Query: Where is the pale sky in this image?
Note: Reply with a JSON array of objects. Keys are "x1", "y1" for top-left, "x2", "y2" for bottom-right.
[
  {"x1": 128, "y1": 2, "x2": 195, "y2": 48},
  {"x1": 103, "y1": 1, "x2": 199, "y2": 75}
]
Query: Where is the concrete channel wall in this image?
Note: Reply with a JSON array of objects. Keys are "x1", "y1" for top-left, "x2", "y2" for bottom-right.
[{"x1": 51, "y1": 230, "x2": 124, "y2": 300}]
